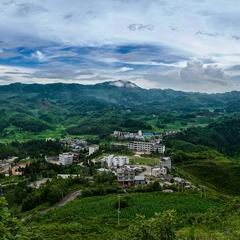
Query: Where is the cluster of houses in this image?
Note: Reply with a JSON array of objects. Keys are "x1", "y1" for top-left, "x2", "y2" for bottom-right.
[
  {"x1": 46, "y1": 145, "x2": 99, "y2": 166},
  {"x1": 60, "y1": 138, "x2": 99, "y2": 156},
  {"x1": 96, "y1": 154, "x2": 193, "y2": 191},
  {"x1": 60, "y1": 138, "x2": 88, "y2": 152},
  {"x1": 111, "y1": 130, "x2": 165, "y2": 154},
  {"x1": 97, "y1": 155, "x2": 146, "y2": 185},
  {"x1": 45, "y1": 138, "x2": 100, "y2": 166},
  {"x1": 0, "y1": 157, "x2": 31, "y2": 176}
]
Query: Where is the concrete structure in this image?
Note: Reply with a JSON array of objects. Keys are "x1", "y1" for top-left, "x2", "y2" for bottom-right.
[
  {"x1": 97, "y1": 168, "x2": 112, "y2": 173},
  {"x1": 103, "y1": 155, "x2": 129, "y2": 168},
  {"x1": 117, "y1": 166, "x2": 135, "y2": 185},
  {"x1": 89, "y1": 145, "x2": 99, "y2": 155},
  {"x1": 60, "y1": 138, "x2": 88, "y2": 152},
  {"x1": 59, "y1": 153, "x2": 74, "y2": 165},
  {"x1": 134, "y1": 175, "x2": 146, "y2": 184},
  {"x1": 151, "y1": 167, "x2": 167, "y2": 177},
  {"x1": 116, "y1": 166, "x2": 145, "y2": 185},
  {"x1": 160, "y1": 157, "x2": 171, "y2": 170},
  {"x1": 57, "y1": 174, "x2": 79, "y2": 179},
  {"x1": 113, "y1": 130, "x2": 144, "y2": 140},
  {"x1": 128, "y1": 141, "x2": 165, "y2": 154}
]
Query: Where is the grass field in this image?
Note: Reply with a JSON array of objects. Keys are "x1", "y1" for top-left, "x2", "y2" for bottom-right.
[
  {"x1": 28, "y1": 192, "x2": 220, "y2": 239},
  {"x1": 129, "y1": 156, "x2": 159, "y2": 166}
]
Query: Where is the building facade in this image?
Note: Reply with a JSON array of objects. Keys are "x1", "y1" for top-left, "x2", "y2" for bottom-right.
[
  {"x1": 59, "y1": 153, "x2": 74, "y2": 165},
  {"x1": 151, "y1": 167, "x2": 167, "y2": 177},
  {"x1": 128, "y1": 141, "x2": 165, "y2": 154},
  {"x1": 117, "y1": 166, "x2": 135, "y2": 185},
  {"x1": 103, "y1": 155, "x2": 129, "y2": 168},
  {"x1": 160, "y1": 157, "x2": 171, "y2": 170},
  {"x1": 88, "y1": 145, "x2": 99, "y2": 155}
]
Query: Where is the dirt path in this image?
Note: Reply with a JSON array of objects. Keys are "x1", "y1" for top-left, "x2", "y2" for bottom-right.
[
  {"x1": 22, "y1": 189, "x2": 82, "y2": 221},
  {"x1": 56, "y1": 190, "x2": 82, "y2": 207}
]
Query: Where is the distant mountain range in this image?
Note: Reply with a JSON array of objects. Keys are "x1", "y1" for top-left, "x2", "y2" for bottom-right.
[
  {"x1": 0, "y1": 80, "x2": 240, "y2": 138},
  {"x1": 1, "y1": 80, "x2": 240, "y2": 111}
]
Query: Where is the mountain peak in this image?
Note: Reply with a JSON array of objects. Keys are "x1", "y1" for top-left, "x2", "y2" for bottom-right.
[{"x1": 106, "y1": 80, "x2": 140, "y2": 88}]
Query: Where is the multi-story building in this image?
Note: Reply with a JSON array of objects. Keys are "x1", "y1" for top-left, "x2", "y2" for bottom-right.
[
  {"x1": 88, "y1": 145, "x2": 99, "y2": 156},
  {"x1": 113, "y1": 130, "x2": 144, "y2": 140},
  {"x1": 117, "y1": 166, "x2": 146, "y2": 185},
  {"x1": 117, "y1": 166, "x2": 135, "y2": 185},
  {"x1": 59, "y1": 153, "x2": 74, "y2": 165},
  {"x1": 128, "y1": 141, "x2": 165, "y2": 154},
  {"x1": 160, "y1": 157, "x2": 171, "y2": 170},
  {"x1": 103, "y1": 155, "x2": 129, "y2": 168}
]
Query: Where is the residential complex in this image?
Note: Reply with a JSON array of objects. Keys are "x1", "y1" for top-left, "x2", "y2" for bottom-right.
[
  {"x1": 102, "y1": 155, "x2": 129, "y2": 168},
  {"x1": 89, "y1": 145, "x2": 99, "y2": 155},
  {"x1": 112, "y1": 130, "x2": 144, "y2": 140},
  {"x1": 128, "y1": 141, "x2": 165, "y2": 154},
  {"x1": 59, "y1": 153, "x2": 74, "y2": 165},
  {"x1": 160, "y1": 157, "x2": 172, "y2": 170}
]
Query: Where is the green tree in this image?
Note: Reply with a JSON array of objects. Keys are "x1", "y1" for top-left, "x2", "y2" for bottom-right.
[
  {"x1": 0, "y1": 197, "x2": 21, "y2": 239},
  {"x1": 122, "y1": 210, "x2": 177, "y2": 240}
]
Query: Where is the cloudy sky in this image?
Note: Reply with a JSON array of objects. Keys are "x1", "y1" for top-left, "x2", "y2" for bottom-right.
[{"x1": 1, "y1": 0, "x2": 240, "y2": 92}]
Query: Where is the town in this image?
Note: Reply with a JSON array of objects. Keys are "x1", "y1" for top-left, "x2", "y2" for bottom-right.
[{"x1": 0, "y1": 129, "x2": 193, "y2": 195}]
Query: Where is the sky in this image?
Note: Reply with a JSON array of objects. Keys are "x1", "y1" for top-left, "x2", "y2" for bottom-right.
[{"x1": 1, "y1": 0, "x2": 240, "y2": 92}]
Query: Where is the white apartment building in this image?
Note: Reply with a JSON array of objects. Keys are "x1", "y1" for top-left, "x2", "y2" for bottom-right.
[
  {"x1": 103, "y1": 155, "x2": 129, "y2": 168},
  {"x1": 128, "y1": 141, "x2": 165, "y2": 154},
  {"x1": 89, "y1": 145, "x2": 99, "y2": 156},
  {"x1": 160, "y1": 157, "x2": 171, "y2": 170},
  {"x1": 59, "y1": 153, "x2": 74, "y2": 165}
]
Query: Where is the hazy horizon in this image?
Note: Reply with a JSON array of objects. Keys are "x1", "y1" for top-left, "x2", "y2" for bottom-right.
[{"x1": 1, "y1": 0, "x2": 240, "y2": 93}]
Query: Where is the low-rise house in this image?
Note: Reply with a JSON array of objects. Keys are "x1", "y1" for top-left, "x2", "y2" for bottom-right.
[
  {"x1": 11, "y1": 162, "x2": 31, "y2": 176},
  {"x1": 59, "y1": 153, "x2": 74, "y2": 165},
  {"x1": 30, "y1": 178, "x2": 50, "y2": 189},
  {"x1": 57, "y1": 174, "x2": 79, "y2": 179},
  {"x1": 173, "y1": 177, "x2": 185, "y2": 184},
  {"x1": 151, "y1": 167, "x2": 167, "y2": 177},
  {"x1": 97, "y1": 168, "x2": 112, "y2": 173},
  {"x1": 134, "y1": 176, "x2": 146, "y2": 184},
  {"x1": 89, "y1": 145, "x2": 99, "y2": 156}
]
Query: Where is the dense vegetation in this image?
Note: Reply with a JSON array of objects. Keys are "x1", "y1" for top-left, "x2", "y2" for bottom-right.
[
  {"x1": 0, "y1": 81, "x2": 239, "y2": 141},
  {"x1": 2, "y1": 81, "x2": 240, "y2": 239},
  {"x1": 27, "y1": 192, "x2": 220, "y2": 239},
  {"x1": 175, "y1": 115, "x2": 240, "y2": 155}
]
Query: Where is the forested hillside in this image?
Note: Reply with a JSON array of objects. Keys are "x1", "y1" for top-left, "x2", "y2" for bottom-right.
[
  {"x1": 175, "y1": 115, "x2": 240, "y2": 155},
  {"x1": 0, "y1": 81, "x2": 240, "y2": 141}
]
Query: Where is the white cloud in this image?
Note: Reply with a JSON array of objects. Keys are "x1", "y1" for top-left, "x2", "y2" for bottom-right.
[
  {"x1": 1, "y1": 0, "x2": 240, "y2": 92},
  {"x1": 116, "y1": 67, "x2": 134, "y2": 72},
  {"x1": 32, "y1": 50, "x2": 46, "y2": 61}
]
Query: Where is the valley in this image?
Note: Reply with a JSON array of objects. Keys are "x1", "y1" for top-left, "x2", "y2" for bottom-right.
[{"x1": 1, "y1": 81, "x2": 240, "y2": 239}]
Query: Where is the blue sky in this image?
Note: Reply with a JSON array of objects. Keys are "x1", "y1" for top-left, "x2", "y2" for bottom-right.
[{"x1": 0, "y1": 0, "x2": 240, "y2": 92}]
